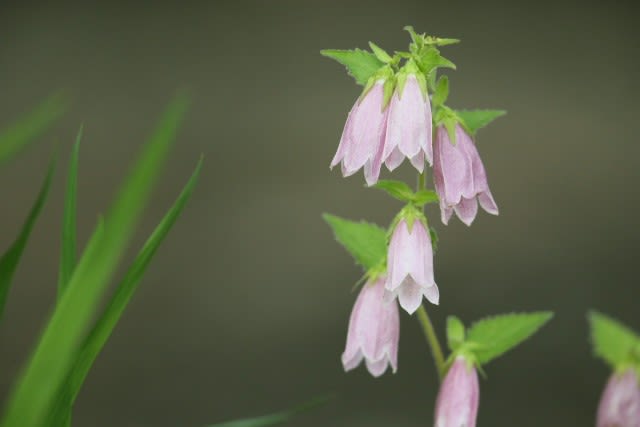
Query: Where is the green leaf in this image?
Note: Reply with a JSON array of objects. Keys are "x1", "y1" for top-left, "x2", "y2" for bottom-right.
[
  {"x1": 432, "y1": 76, "x2": 449, "y2": 107},
  {"x1": 208, "y1": 395, "x2": 332, "y2": 427},
  {"x1": 320, "y1": 49, "x2": 385, "y2": 85},
  {"x1": 58, "y1": 127, "x2": 82, "y2": 299},
  {"x1": 323, "y1": 214, "x2": 386, "y2": 270},
  {"x1": 374, "y1": 180, "x2": 415, "y2": 202},
  {"x1": 456, "y1": 109, "x2": 506, "y2": 135},
  {"x1": 368, "y1": 42, "x2": 392, "y2": 63},
  {"x1": 413, "y1": 189, "x2": 439, "y2": 206},
  {"x1": 589, "y1": 311, "x2": 640, "y2": 369},
  {"x1": 466, "y1": 312, "x2": 553, "y2": 365},
  {"x1": 418, "y1": 47, "x2": 456, "y2": 74},
  {"x1": 0, "y1": 160, "x2": 54, "y2": 322},
  {"x1": 0, "y1": 93, "x2": 190, "y2": 427},
  {"x1": 47, "y1": 158, "x2": 203, "y2": 426},
  {"x1": 0, "y1": 92, "x2": 68, "y2": 165},
  {"x1": 447, "y1": 316, "x2": 465, "y2": 352}
]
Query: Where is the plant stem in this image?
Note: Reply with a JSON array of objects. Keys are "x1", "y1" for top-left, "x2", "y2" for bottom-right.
[
  {"x1": 414, "y1": 169, "x2": 445, "y2": 380},
  {"x1": 416, "y1": 304, "x2": 445, "y2": 380}
]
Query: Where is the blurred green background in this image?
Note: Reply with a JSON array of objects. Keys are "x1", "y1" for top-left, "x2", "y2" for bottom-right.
[{"x1": 0, "y1": 1, "x2": 638, "y2": 426}]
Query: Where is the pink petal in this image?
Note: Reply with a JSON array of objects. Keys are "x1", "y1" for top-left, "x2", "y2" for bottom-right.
[
  {"x1": 331, "y1": 103, "x2": 356, "y2": 168},
  {"x1": 454, "y1": 197, "x2": 479, "y2": 226},
  {"x1": 384, "y1": 146, "x2": 404, "y2": 171}
]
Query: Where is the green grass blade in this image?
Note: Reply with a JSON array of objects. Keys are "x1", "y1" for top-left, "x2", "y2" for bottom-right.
[
  {"x1": 0, "y1": 160, "x2": 55, "y2": 322},
  {"x1": 208, "y1": 395, "x2": 332, "y2": 427},
  {"x1": 47, "y1": 157, "x2": 203, "y2": 425},
  {"x1": 57, "y1": 127, "x2": 82, "y2": 299},
  {"x1": 0, "y1": 93, "x2": 68, "y2": 165},
  {"x1": 0, "y1": 93, "x2": 190, "y2": 427}
]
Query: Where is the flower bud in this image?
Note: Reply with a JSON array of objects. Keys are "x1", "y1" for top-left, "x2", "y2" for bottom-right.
[
  {"x1": 341, "y1": 275, "x2": 400, "y2": 377},
  {"x1": 596, "y1": 369, "x2": 640, "y2": 427},
  {"x1": 435, "y1": 357, "x2": 480, "y2": 427}
]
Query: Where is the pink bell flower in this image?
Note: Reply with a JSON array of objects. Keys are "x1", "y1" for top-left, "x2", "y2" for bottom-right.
[
  {"x1": 382, "y1": 74, "x2": 433, "y2": 173},
  {"x1": 433, "y1": 124, "x2": 499, "y2": 226},
  {"x1": 435, "y1": 357, "x2": 480, "y2": 427},
  {"x1": 596, "y1": 369, "x2": 640, "y2": 427},
  {"x1": 386, "y1": 218, "x2": 439, "y2": 314},
  {"x1": 341, "y1": 275, "x2": 400, "y2": 377},
  {"x1": 330, "y1": 80, "x2": 388, "y2": 186}
]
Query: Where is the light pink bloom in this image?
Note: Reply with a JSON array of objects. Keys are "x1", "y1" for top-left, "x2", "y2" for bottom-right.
[
  {"x1": 341, "y1": 275, "x2": 399, "y2": 377},
  {"x1": 433, "y1": 124, "x2": 499, "y2": 226},
  {"x1": 330, "y1": 81, "x2": 388, "y2": 186},
  {"x1": 435, "y1": 357, "x2": 480, "y2": 427},
  {"x1": 382, "y1": 74, "x2": 433, "y2": 173},
  {"x1": 386, "y1": 218, "x2": 438, "y2": 314},
  {"x1": 597, "y1": 369, "x2": 640, "y2": 427}
]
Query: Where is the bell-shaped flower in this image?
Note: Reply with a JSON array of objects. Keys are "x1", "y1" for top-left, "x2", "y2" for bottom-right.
[
  {"x1": 341, "y1": 275, "x2": 400, "y2": 377},
  {"x1": 435, "y1": 357, "x2": 480, "y2": 427},
  {"x1": 330, "y1": 80, "x2": 388, "y2": 186},
  {"x1": 382, "y1": 74, "x2": 432, "y2": 173},
  {"x1": 596, "y1": 369, "x2": 640, "y2": 427},
  {"x1": 433, "y1": 124, "x2": 499, "y2": 226},
  {"x1": 386, "y1": 217, "x2": 439, "y2": 314}
]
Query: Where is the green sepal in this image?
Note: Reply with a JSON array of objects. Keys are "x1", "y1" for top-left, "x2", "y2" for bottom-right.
[
  {"x1": 323, "y1": 214, "x2": 387, "y2": 271},
  {"x1": 465, "y1": 311, "x2": 553, "y2": 365},
  {"x1": 432, "y1": 75, "x2": 449, "y2": 108},
  {"x1": 320, "y1": 49, "x2": 385, "y2": 86},
  {"x1": 424, "y1": 36, "x2": 460, "y2": 46},
  {"x1": 368, "y1": 41, "x2": 392, "y2": 63},
  {"x1": 382, "y1": 77, "x2": 396, "y2": 109},
  {"x1": 589, "y1": 311, "x2": 640, "y2": 371},
  {"x1": 447, "y1": 316, "x2": 466, "y2": 352},
  {"x1": 429, "y1": 226, "x2": 438, "y2": 252},
  {"x1": 418, "y1": 46, "x2": 456, "y2": 75},
  {"x1": 390, "y1": 203, "x2": 427, "y2": 235},
  {"x1": 456, "y1": 109, "x2": 507, "y2": 136},
  {"x1": 434, "y1": 106, "x2": 462, "y2": 145}
]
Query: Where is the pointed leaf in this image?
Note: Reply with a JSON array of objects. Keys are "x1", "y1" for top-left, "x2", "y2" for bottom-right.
[
  {"x1": 0, "y1": 93, "x2": 190, "y2": 427},
  {"x1": 0, "y1": 160, "x2": 54, "y2": 322},
  {"x1": 323, "y1": 214, "x2": 386, "y2": 270},
  {"x1": 589, "y1": 311, "x2": 640, "y2": 369},
  {"x1": 432, "y1": 76, "x2": 449, "y2": 107},
  {"x1": 208, "y1": 395, "x2": 332, "y2": 427},
  {"x1": 58, "y1": 127, "x2": 82, "y2": 299},
  {"x1": 0, "y1": 92, "x2": 68, "y2": 165},
  {"x1": 373, "y1": 180, "x2": 415, "y2": 202},
  {"x1": 419, "y1": 47, "x2": 456, "y2": 74},
  {"x1": 466, "y1": 312, "x2": 553, "y2": 365},
  {"x1": 320, "y1": 49, "x2": 384, "y2": 85},
  {"x1": 413, "y1": 190, "x2": 439, "y2": 206},
  {"x1": 456, "y1": 109, "x2": 506, "y2": 135},
  {"x1": 47, "y1": 158, "x2": 203, "y2": 426},
  {"x1": 447, "y1": 316, "x2": 465, "y2": 352},
  {"x1": 368, "y1": 42, "x2": 392, "y2": 63}
]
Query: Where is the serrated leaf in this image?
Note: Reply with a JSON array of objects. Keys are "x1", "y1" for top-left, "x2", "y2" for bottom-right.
[
  {"x1": 589, "y1": 311, "x2": 640, "y2": 369},
  {"x1": 413, "y1": 189, "x2": 439, "y2": 206},
  {"x1": 320, "y1": 49, "x2": 385, "y2": 85},
  {"x1": 447, "y1": 316, "x2": 465, "y2": 352},
  {"x1": 368, "y1": 41, "x2": 392, "y2": 63},
  {"x1": 419, "y1": 48, "x2": 456, "y2": 74},
  {"x1": 323, "y1": 214, "x2": 386, "y2": 270},
  {"x1": 208, "y1": 395, "x2": 331, "y2": 427},
  {"x1": 0, "y1": 92, "x2": 68, "y2": 165},
  {"x1": 0, "y1": 160, "x2": 54, "y2": 322},
  {"x1": 456, "y1": 109, "x2": 506, "y2": 135},
  {"x1": 466, "y1": 312, "x2": 553, "y2": 365},
  {"x1": 0, "y1": 93, "x2": 190, "y2": 427},
  {"x1": 374, "y1": 180, "x2": 414, "y2": 202},
  {"x1": 47, "y1": 158, "x2": 203, "y2": 427},
  {"x1": 432, "y1": 76, "x2": 449, "y2": 107},
  {"x1": 58, "y1": 127, "x2": 82, "y2": 299}
]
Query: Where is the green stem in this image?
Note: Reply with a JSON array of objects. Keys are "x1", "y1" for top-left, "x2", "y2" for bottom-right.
[{"x1": 416, "y1": 304, "x2": 445, "y2": 380}]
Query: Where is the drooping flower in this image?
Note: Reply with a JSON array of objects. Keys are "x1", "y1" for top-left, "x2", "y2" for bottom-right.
[
  {"x1": 435, "y1": 357, "x2": 480, "y2": 427},
  {"x1": 596, "y1": 369, "x2": 640, "y2": 427},
  {"x1": 433, "y1": 124, "x2": 499, "y2": 226},
  {"x1": 386, "y1": 217, "x2": 438, "y2": 314},
  {"x1": 330, "y1": 80, "x2": 388, "y2": 186},
  {"x1": 382, "y1": 74, "x2": 432, "y2": 172},
  {"x1": 341, "y1": 274, "x2": 400, "y2": 377}
]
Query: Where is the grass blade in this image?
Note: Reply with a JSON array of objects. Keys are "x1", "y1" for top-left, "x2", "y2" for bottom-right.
[
  {"x1": 0, "y1": 160, "x2": 55, "y2": 322},
  {"x1": 57, "y1": 127, "x2": 82, "y2": 299},
  {"x1": 0, "y1": 93, "x2": 190, "y2": 427},
  {"x1": 208, "y1": 395, "x2": 332, "y2": 427},
  {"x1": 47, "y1": 157, "x2": 203, "y2": 425},
  {"x1": 0, "y1": 92, "x2": 68, "y2": 165}
]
